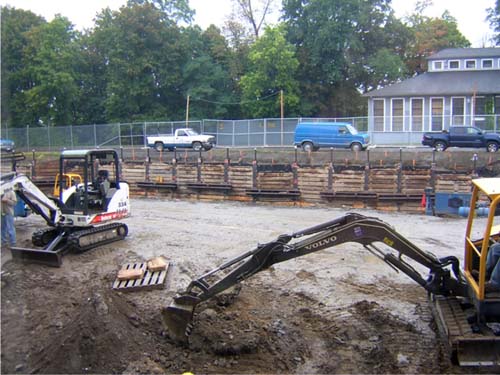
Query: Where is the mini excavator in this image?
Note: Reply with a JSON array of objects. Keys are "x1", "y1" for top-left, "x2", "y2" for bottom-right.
[
  {"x1": 163, "y1": 178, "x2": 500, "y2": 366},
  {"x1": 0, "y1": 149, "x2": 130, "y2": 267}
]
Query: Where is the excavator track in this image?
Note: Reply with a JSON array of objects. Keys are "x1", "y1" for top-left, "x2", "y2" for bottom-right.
[
  {"x1": 432, "y1": 295, "x2": 500, "y2": 366},
  {"x1": 67, "y1": 222, "x2": 128, "y2": 253}
]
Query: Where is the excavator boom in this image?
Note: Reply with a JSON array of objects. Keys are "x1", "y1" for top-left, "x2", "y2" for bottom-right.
[{"x1": 163, "y1": 213, "x2": 468, "y2": 342}]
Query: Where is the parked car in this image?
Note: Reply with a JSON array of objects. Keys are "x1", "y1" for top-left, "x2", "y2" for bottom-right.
[
  {"x1": 0, "y1": 139, "x2": 15, "y2": 153},
  {"x1": 146, "y1": 128, "x2": 216, "y2": 151},
  {"x1": 293, "y1": 122, "x2": 370, "y2": 152},
  {"x1": 421, "y1": 126, "x2": 500, "y2": 152}
]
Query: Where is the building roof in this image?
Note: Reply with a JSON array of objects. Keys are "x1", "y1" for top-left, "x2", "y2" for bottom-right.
[
  {"x1": 364, "y1": 70, "x2": 500, "y2": 98},
  {"x1": 427, "y1": 48, "x2": 500, "y2": 60}
]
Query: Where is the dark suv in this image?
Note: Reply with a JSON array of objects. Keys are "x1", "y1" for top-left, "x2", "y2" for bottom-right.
[{"x1": 0, "y1": 139, "x2": 15, "y2": 153}]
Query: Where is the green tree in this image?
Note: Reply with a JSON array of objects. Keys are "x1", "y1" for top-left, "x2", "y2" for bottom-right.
[
  {"x1": 282, "y1": 0, "x2": 405, "y2": 116},
  {"x1": 240, "y1": 25, "x2": 300, "y2": 118},
  {"x1": 344, "y1": 5, "x2": 411, "y2": 94},
  {"x1": 90, "y1": 1, "x2": 188, "y2": 122},
  {"x1": 19, "y1": 16, "x2": 82, "y2": 126},
  {"x1": 126, "y1": 0, "x2": 194, "y2": 23},
  {"x1": 404, "y1": 4, "x2": 470, "y2": 74},
  {"x1": 1, "y1": 6, "x2": 45, "y2": 127},
  {"x1": 180, "y1": 25, "x2": 237, "y2": 119},
  {"x1": 487, "y1": 0, "x2": 500, "y2": 45}
]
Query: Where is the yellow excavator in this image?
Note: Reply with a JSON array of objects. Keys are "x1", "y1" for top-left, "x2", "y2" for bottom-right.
[{"x1": 162, "y1": 178, "x2": 500, "y2": 366}]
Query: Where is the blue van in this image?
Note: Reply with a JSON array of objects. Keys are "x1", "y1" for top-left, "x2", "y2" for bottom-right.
[{"x1": 293, "y1": 122, "x2": 370, "y2": 152}]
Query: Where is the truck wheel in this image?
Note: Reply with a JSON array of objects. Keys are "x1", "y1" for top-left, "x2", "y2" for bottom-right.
[
  {"x1": 302, "y1": 142, "x2": 314, "y2": 152},
  {"x1": 433, "y1": 141, "x2": 447, "y2": 152},
  {"x1": 154, "y1": 142, "x2": 164, "y2": 152},
  {"x1": 351, "y1": 142, "x2": 362, "y2": 152},
  {"x1": 486, "y1": 142, "x2": 499, "y2": 153},
  {"x1": 192, "y1": 142, "x2": 203, "y2": 151}
]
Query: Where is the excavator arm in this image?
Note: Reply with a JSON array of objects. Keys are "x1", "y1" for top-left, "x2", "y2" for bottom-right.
[
  {"x1": 162, "y1": 213, "x2": 468, "y2": 341},
  {"x1": 1, "y1": 173, "x2": 61, "y2": 226}
]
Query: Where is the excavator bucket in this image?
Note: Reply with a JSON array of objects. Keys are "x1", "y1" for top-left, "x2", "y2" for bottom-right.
[
  {"x1": 161, "y1": 295, "x2": 201, "y2": 342},
  {"x1": 10, "y1": 246, "x2": 63, "y2": 267}
]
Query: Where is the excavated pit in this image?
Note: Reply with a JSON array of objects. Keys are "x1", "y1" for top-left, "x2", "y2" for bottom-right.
[{"x1": 1, "y1": 199, "x2": 497, "y2": 374}]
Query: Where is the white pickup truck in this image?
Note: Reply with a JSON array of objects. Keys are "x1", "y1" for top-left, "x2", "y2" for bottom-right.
[{"x1": 146, "y1": 128, "x2": 216, "y2": 151}]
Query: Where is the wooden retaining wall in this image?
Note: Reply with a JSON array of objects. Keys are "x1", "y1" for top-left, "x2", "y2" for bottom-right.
[
  {"x1": 10, "y1": 155, "x2": 484, "y2": 213},
  {"x1": 118, "y1": 160, "x2": 476, "y2": 213}
]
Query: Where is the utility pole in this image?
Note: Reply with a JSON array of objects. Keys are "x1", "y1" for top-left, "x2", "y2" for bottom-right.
[
  {"x1": 280, "y1": 90, "x2": 284, "y2": 146},
  {"x1": 186, "y1": 95, "x2": 190, "y2": 127}
]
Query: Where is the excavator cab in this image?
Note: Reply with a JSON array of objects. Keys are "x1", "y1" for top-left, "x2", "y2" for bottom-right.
[
  {"x1": 463, "y1": 178, "x2": 500, "y2": 319},
  {"x1": 59, "y1": 149, "x2": 120, "y2": 214}
]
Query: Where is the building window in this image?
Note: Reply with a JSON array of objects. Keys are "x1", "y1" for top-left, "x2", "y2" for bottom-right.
[
  {"x1": 451, "y1": 97, "x2": 465, "y2": 125},
  {"x1": 391, "y1": 98, "x2": 404, "y2": 131},
  {"x1": 449, "y1": 60, "x2": 459, "y2": 69},
  {"x1": 474, "y1": 96, "x2": 487, "y2": 115},
  {"x1": 410, "y1": 98, "x2": 423, "y2": 131},
  {"x1": 431, "y1": 98, "x2": 444, "y2": 131},
  {"x1": 373, "y1": 99, "x2": 385, "y2": 131},
  {"x1": 433, "y1": 61, "x2": 443, "y2": 70},
  {"x1": 474, "y1": 96, "x2": 496, "y2": 130},
  {"x1": 465, "y1": 60, "x2": 476, "y2": 69},
  {"x1": 482, "y1": 59, "x2": 493, "y2": 69}
]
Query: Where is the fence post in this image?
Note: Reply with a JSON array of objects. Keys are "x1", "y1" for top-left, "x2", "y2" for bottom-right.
[
  {"x1": 94, "y1": 124, "x2": 97, "y2": 147},
  {"x1": 232, "y1": 120, "x2": 235, "y2": 147},
  {"x1": 70, "y1": 124, "x2": 74, "y2": 149},
  {"x1": 263, "y1": 119, "x2": 267, "y2": 147},
  {"x1": 27, "y1": 125, "x2": 30, "y2": 151},
  {"x1": 47, "y1": 125, "x2": 51, "y2": 151},
  {"x1": 143, "y1": 122, "x2": 147, "y2": 148},
  {"x1": 118, "y1": 123, "x2": 122, "y2": 148}
]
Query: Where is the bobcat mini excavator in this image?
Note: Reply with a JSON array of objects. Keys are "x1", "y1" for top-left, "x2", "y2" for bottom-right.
[
  {"x1": 0, "y1": 149, "x2": 130, "y2": 267},
  {"x1": 163, "y1": 177, "x2": 500, "y2": 366}
]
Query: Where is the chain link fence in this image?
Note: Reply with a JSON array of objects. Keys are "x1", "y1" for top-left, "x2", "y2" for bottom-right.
[
  {"x1": 2, "y1": 115, "x2": 498, "y2": 152},
  {"x1": 1, "y1": 117, "x2": 367, "y2": 151}
]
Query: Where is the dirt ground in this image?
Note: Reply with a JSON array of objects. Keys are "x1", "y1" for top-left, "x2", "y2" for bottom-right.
[{"x1": 0, "y1": 199, "x2": 496, "y2": 374}]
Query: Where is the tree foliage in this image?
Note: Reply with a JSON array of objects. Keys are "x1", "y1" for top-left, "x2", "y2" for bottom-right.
[
  {"x1": 19, "y1": 16, "x2": 81, "y2": 126},
  {"x1": 240, "y1": 25, "x2": 299, "y2": 118},
  {"x1": 1, "y1": 6, "x2": 45, "y2": 126},
  {"x1": 282, "y1": 0, "x2": 407, "y2": 116},
  {"x1": 404, "y1": 4, "x2": 470, "y2": 74},
  {"x1": 487, "y1": 0, "x2": 500, "y2": 46}
]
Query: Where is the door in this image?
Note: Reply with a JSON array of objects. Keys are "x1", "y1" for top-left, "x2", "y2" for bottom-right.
[
  {"x1": 451, "y1": 127, "x2": 483, "y2": 147},
  {"x1": 334, "y1": 125, "x2": 352, "y2": 147},
  {"x1": 174, "y1": 130, "x2": 189, "y2": 147}
]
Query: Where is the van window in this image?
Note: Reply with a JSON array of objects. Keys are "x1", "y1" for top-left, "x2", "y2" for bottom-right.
[
  {"x1": 338, "y1": 126, "x2": 347, "y2": 134},
  {"x1": 346, "y1": 125, "x2": 358, "y2": 135}
]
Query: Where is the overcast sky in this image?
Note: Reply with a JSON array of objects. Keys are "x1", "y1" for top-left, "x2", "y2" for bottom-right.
[{"x1": 0, "y1": 0, "x2": 495, "y2": 47}]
